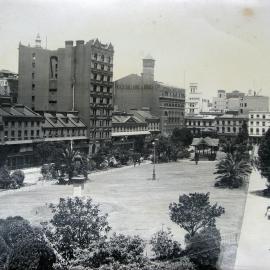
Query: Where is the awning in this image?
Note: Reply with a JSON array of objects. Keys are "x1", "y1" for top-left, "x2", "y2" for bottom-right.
[{"x1": 112, "y1": 131, "x2": 151, "y2": 137}]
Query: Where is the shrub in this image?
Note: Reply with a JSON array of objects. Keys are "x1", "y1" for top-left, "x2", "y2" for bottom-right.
[
  {"x1": 0, "y1": 166, "x2": 12, "y2": 189},
  {"x1": 169, "y1": 193, "x2": 225, "y2": 237},
  {"x1": 150, "y1": 228, "x2": 181, "y2": 260},
  {"x1": 10, "y1": 170, "x2": 25, "y2": 187},
  {"x1": 185, "y1": 226, "x2": 221, "y2": 270},
  {"x1": 0, "y1": 235, "x2": 9, "y2": 268},
  {"x1": 7, "y1": 238, "x2": 56, "y2": 270},
  {"x1": 44, "y1": 197, "x2": 111, "y2": 261}
]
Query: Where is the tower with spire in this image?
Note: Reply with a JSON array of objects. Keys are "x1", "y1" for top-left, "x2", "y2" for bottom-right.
[
  {"x1": 141, "y1": 54, "x2": 155, "y2": 84},
  {"x1": 35, "y1": 33, "x2": 41, "y2": 48}
]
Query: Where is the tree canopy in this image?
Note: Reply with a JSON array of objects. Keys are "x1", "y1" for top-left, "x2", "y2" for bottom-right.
[
  {"x1": 169, "y1": 193, "x2": 225, "y2": 237},
  {"x1": 258, "y1": 128, "x2": 270, "y2": 189}
]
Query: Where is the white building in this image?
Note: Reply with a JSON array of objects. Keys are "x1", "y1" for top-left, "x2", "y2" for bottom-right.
[
  {"x1": 248, "y1": 111, "x2": 270, "y2": 142},
  {"x1": 185, "y1": 83, "x2": 210, "y2": 115},
  {"x1": 212, "y1": 90, "x2": 227, "y2": 112}
]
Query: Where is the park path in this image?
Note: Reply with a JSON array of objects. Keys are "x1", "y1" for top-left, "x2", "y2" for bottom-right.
[{"x1": 234, "y1": 168, "x2": 270, "y2": 270}]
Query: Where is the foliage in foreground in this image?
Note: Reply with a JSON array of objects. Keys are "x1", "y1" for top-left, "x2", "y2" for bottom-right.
[
  {"x1": 258, "y1": 128, "x2": 270, "y2": 191},
  {"x1": 150, "y1": 228, "x2": 182, "y2": 260},
  {"x1": 44, "y1": 197, "x2": 110, "y2": 261},
  {"x1": 169, "y1": 192, "x2": 225, "y2": 237},
  {"x1": 185, "y1": 226, "x2": 221, "y2": 270},
  {"x1": 0, "y1": 216, "x2": 56, "y2": 269},
  {"x1": 0, "y1": 167, "x2": 25, "y2": 189},
  {"x1": 214, "y1": 153, "x2": 252, "y2": 188}
]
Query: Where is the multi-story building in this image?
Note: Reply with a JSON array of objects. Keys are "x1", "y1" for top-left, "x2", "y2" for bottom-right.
[
  {"x1": 0, "y1": 103, "x2": 43, "y2": 168},
  {"x1": 212, "y1": 90, "x2": 227, "y2": 112},
  {"x1": 41, "y1": 112, "x2": 88, "y2": 149},
  {"x1": 0, "y1": 69, "x2": 18, "y2": 103},
  {"x1": 185, "y1": 114, "x2": 217, "y2": 136},
  {"x1": 216, "y1": 114, "x2": 248, "y2": 138},
  {"x1": 248, "y1": 111, "x2": 270, "y2": 143},
  {"x1": 239, "y1": 95, "x2": 269, "y2": 115},
  {"x1": 0, "y1": 101, "x2": 88, "y2": 169},
  {"x1": 18, "y1": 36, "x2": 114, "y2": 153},
  {"x1": 113, "y1": 56, "x2": 185, "y2": 136},
  {"x1": 185, "y1": 83, "x2": 210, "y2": 114},
  {"x1": 130, "y1": 108, "x2": 160, "y2": 135}
]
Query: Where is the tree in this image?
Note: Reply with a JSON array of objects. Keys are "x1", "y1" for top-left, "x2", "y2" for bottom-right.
[
  {"x1": 34, "y1": 142, "x2": 66, "y2": 165},
  {"x1": 171, "y1": 128, "x2": 193, "y2": 147},
  {"x1": 214, "y1": 153, "x2": 252, "y2": 188},
  {"x1": 185, "y1": 226, "x2": 221, "y2": 270},
  {"x1": 169, "y1": 193, "x2": 225, "y2": 237},
  {"x1": 258, "y1": 128, "x2": 270, "y2": 190},
  {"x1": 7, "y1": 238, "x2": 56, "y2": 270},
  {"x1": 0, "y1": 216, "x2": 56, "y2": 270},
  {"x1": 61, "y1": 145, "x2": 78, "y2": 182},
  {"x1": 10, "y1": 170, "x2": 25, "y2": 187},
  {"x1": 235, "y1": 121, "x2": 249, "y2": 145},
  {"x1": 150, "y1": 228, "x2": 181, "y2": 260},
  {"x1": 44, "y1": 197, "x2": 111, "y2": 261},
  {"x1": 0, "y1": 166, "x2": 13, "y2": 189}
]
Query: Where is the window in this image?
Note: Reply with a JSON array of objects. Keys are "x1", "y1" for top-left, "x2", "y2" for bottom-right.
[
  {"x1": 32, "y1": 72, "x2": 35, "y2": 79},
  {"x1": 31, "y1": 130, "x2": 34, "y2": 136},
  {"x1": 31, "y1": 121, "x2": 34, "y2": 127},
  {"x1": 262, "y1": 128, "x2": 266, "y2": 134},
  {"x1": 32, "y1": 62, "x2": 35, "y2": 68},
  {"x1": 94, "y1": 53, "x2": 97, "y2": 60},
  {"x1": 227, "y1": 127, "x2": 231, "y2": 132},
  {"x1": 24, "y1": 130, "x2": 28, "y2": 136},
  {"x1": 32, "y1": 96, "x2": 35, "y2": 102},
  {"x1": 101, "y1": 55, "x2": 104, "y2": 61},
  {"x1": 257, "y1": 115, "x2": 260, "y2": 118},
  {"x1": 256, "y1": 128, "x2": 259, "y2": 134},
  {"x1": 32, "y1": 84, "x2": 35, "y2": 91},
  {"x1": 18, "y1": 130, "x2": 22, "y2": 137},
  {"x1": 250, "y1": 115, "x2": 254, "y2": 118},
  {"x1": 11, "y1": 121, "x2": 15, "y2": 127},
  {"x1": 100, "y1": 86, "x2": 103, "y2": 92},
  {"x1": 37, "y1": 130, "x2": 40, "y2": 137},
  {"x1": 250, "y1": 128, "x2": 253, "y2": 133},
  {"x1": 4, "y1": 121, "x2": 8, "y2": 127},
  {"x1": 263, "y1": 115, "x2": 266, "y2": 119},
  {"x1": 11, "y1": 131, "x2": 15, "y2": 137},
  {"x1": 262, "y1": 122, "x2": 265, "y2": 126}
]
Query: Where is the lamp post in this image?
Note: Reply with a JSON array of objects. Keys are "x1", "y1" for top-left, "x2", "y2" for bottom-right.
[{"x1": 152, "y1": 141, "x2": 156, "y2": 180}]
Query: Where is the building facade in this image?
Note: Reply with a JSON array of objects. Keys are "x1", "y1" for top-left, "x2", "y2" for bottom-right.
[
  {"x1": 113, "y1": 56, "x2": 185, "y2": 136},
  {"x1": 185, "y1": 83, "x2": 210, "y2": 115},
  {"x1": 212, "y1": 90, "x2": 227, "y2": 112},
  {"x1": 216, "y1": 114, "x2": 248, "y2": 138},
  {"x1": 248, "y1": 111, "x2": 270, "y2": 142},
  {"x1": 185, "y1": 114, "x2": 216, "y2": 136},
  {"x1": 239, "y1": 95, "x2": 269, "y2": 115},
  {"x1": 0, "y1": 69, "x2": 18, "y2": 103},
  {"x1": 18, "y1": 37, "x2": 114, "y2": 153},
  {"x1": 0, "y1": 102, "x2": 88, "y2": 169}
]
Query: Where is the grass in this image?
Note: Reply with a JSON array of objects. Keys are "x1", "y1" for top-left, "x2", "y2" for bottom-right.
[{"x1": 0, "y1": 161, "x2": 247, "y2": 269}]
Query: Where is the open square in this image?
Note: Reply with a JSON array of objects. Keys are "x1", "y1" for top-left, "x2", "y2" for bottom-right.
[{"x1": 0, "y1": 161, "x2": 247, "y2": 269}]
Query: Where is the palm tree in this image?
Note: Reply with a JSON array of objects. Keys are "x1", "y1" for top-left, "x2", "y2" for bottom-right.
[
  {"x1": 61, "y1": 145, "x2": 78, "y2": 183},
  {"x1": 214, "y1": 153, "x2": 252, "y2": 188}
]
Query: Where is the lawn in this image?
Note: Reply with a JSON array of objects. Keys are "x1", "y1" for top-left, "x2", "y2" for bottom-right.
[{"x1": 0, "y1": 161, "x2": 247, "y2": 270}]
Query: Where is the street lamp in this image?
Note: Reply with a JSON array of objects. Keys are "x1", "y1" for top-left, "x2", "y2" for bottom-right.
[{"x1": 152, "y1": 140, "x2": 157, "y2": 180}]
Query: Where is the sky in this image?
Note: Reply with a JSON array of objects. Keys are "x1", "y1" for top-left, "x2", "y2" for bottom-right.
[{"x1": 0, "y1": 0, "x2": 270, "y2": 98}]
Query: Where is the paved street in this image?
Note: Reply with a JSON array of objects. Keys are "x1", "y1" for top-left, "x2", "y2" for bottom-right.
[
  {"x1": 0, "y1": 161, "x2": 247, "y2": 269},
  {"x1": 234, "y1": 168, "x2": 270, "y2": 270}
]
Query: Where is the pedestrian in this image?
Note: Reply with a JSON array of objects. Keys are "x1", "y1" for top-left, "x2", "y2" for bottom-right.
[
  {"x1": 265, "y1": 206, "x2": 270, "y2": 219},
  {"x1": 195, "y1": 152, "x2": 199, "y2": 165}
]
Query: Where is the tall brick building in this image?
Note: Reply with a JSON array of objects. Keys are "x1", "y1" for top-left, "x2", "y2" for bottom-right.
[
  {"x1": 18, "y1": 36, "x2": 114, "y2": 153},
  {"x1": 113, "y1": 56, "x2": 185, "y2": 136}
]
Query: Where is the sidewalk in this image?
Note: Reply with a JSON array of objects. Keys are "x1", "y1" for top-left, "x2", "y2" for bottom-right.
[{"x1": 234, "y1": 169, "x2": 270, "y2": 270}]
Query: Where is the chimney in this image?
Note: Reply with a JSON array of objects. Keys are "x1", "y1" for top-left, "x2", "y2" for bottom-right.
[
  {"x1": 76, "y1": 40, "x2": 85, "y2": 46},
  {"x1": 65, "y1": 40, "x2": 73, "y2": 47}
]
